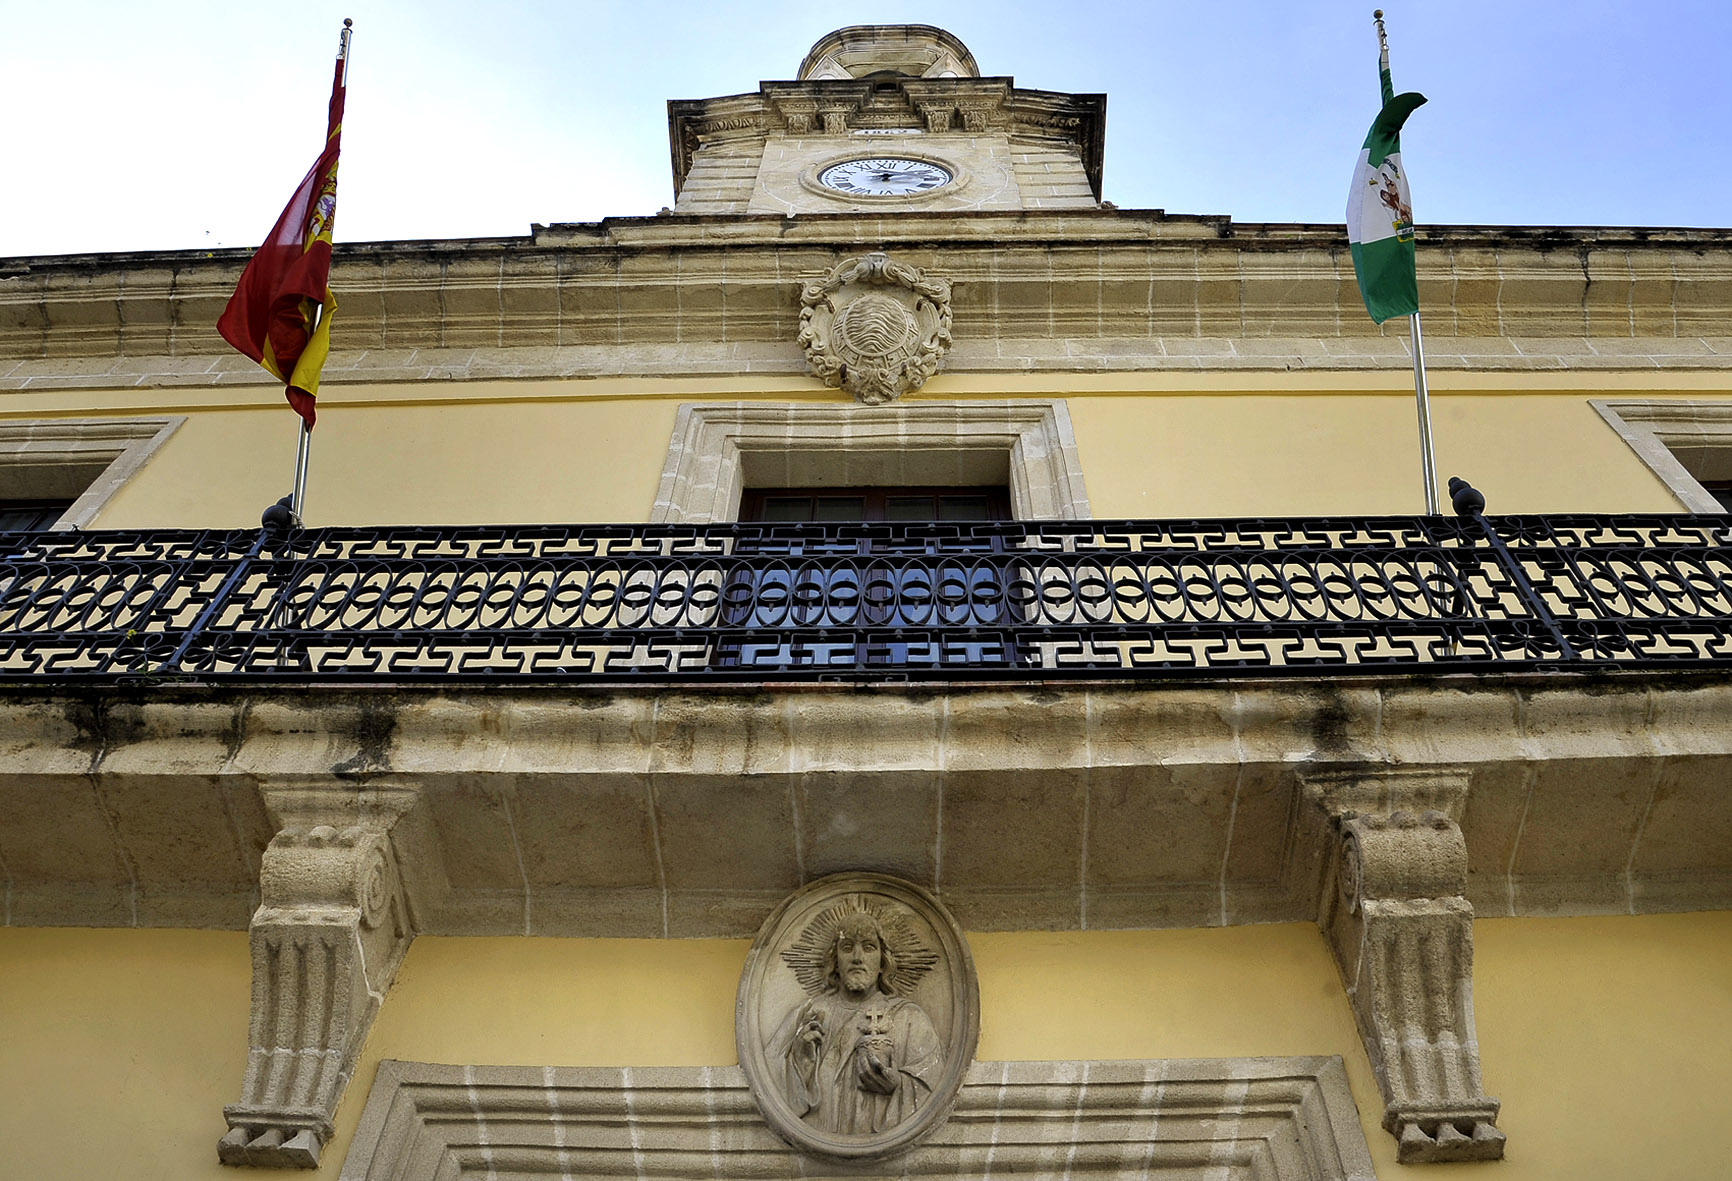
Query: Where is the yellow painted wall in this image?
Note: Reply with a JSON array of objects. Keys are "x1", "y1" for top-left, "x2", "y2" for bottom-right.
[
  {"x1": 4, "y1": 913, "x2": 1731, "y2": 1179},
  {"x1": 1473, "y1": 913, "x2": 1732, "y2": 1179},
  {"x1": 0, "y1": 930, "x2": 256, "y2": 1181},
  {"x1": 4, "y1": 374, "x2": 1723, "y2": 528},
  {"x1": 92, "y1": 396, "x2": 685, "y2": 530},
  {"x1": 1066, "y1": 392, "x2": 1687, "y2": 517}
]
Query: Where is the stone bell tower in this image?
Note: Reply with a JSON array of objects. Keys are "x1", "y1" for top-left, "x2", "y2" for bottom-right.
[{"x1": 667, "y1": 24, "x2": 1105, "y2": 215}]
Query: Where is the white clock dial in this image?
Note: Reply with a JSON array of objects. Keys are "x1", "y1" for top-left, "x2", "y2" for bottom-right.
[{"x1": 818, "y1": 157, "x2": 953, "y2": 196}]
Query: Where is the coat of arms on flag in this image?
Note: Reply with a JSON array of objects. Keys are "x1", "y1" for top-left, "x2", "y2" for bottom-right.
[
  {"x1": 1346, "y1": 24, "x2": 1426, "y2": 324},
  {"x1": 217, "y1": 22, "x2": 350, "y2": 430}
]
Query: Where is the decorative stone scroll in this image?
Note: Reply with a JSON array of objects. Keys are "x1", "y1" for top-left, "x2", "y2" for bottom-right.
[
  {"x1": 1306, "y1": 770, "x2": 1506, "y2": 1165},
  {"x1": 774, "y1": 98, "x2": 819, "y2": 136},
  {"x1": 736, "y1": 874, "x2": 978, "y2": 1161},
  {"x1": 219, "y1": 819, "x2": 414, "y2": 1168},
  {"x1": 798, "y1": 253, "x2": 952, "y2": 405}
]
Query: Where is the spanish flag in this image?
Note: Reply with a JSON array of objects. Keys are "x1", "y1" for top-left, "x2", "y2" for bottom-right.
[{"x1": 217, "y1": 21, "x2": 351, "y2": 430}]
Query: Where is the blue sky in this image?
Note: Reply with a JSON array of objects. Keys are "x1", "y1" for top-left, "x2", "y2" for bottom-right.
[{"x1": 4, "y1": 0, "x2": 1729, "y2": 256}]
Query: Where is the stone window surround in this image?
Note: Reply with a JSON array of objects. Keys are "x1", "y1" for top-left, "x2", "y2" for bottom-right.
[
  {"x1": 0, "y1": 417, "x2": 184, "y2": 529},
  {"x1": 1592, "y1": 399, "x2": 1732, "y2": 513},
  {"x1": 649, "y1": 400, "x2": 1091, "y2": 523},
  {"x1": 339, "y1": 1057, "x2": 1375, "y2": 1181}
]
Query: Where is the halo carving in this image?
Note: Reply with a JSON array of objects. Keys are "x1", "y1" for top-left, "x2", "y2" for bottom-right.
[
  {"x1": 736, "y1": 874, "x2": 978, "y2": 1161},
  {"x1": 798, "y1": 253, "x2": 953, "y2": 405}
]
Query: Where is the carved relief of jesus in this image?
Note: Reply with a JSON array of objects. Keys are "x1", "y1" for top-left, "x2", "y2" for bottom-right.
[{"x1": 764, "y1": 900, "x2": 943, "y2": 1135}]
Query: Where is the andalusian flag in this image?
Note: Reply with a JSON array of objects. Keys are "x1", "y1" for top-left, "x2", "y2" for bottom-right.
[
  {"x1": 217, "y1": 23, "x2": 350, "y2": 429},
  {"x1": 1346, "y1": 30, "x2": 1426, "y2": 324}
]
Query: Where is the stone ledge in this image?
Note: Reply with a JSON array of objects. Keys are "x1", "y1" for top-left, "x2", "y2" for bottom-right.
[
  {"x1": 5, "y1": 677, "x2": 1732, "y2": 938},
  {"x1": 6, "y1": 216, "x2": 1731, "y2": 361},
  {"x1": 4, "y1": 337, "x2": 1729, "y2": 391},
  {"x1": 339, "y1": 1057, "x2": 1375, "y2": 1181}
]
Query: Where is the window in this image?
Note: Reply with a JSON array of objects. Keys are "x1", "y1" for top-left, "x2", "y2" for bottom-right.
[
  {"x1": 655, "y1": 403, "x2": 1084, "y2": 670},
  {"x1": 0, "y1": 499, "x2": 77, "y2": 532},
  {"x1": 1592, "y1": 400, "x2": 1732, "y2": 513},
  {"x1": 1700, "y1": 482, "x2": 1732, "y2": 513},
  {"x1": 718, "y1": 485, "x2": 1018, "y2": 669},
  {"x1": 650, "y1": 402, "x2": 1090, "y2": 523},
  {"x1": 738, "y1": 485, "x2": 1011, "y2": 523},
  {"x1": 0, "y1": 418, "x2": 184, "y2": 530}
]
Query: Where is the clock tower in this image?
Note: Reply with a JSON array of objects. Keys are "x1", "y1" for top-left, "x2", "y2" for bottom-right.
[{"x1": 667, "y1": 25, "x2": 1105, "y2": 215}]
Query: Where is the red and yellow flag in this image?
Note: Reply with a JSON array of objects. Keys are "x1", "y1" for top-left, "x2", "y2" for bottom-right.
[{"x1": 217, "y1": 23, "x2": 350, "y2": 430}]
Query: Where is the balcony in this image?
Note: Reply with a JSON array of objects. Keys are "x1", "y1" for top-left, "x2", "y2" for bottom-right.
[{"x1": 5, "y1": 503, "x2": 1732, "y2": 683}]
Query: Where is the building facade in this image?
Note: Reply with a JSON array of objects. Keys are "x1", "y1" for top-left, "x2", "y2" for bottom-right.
[{"x1": 3, "y1": 25, "x2": 1731, "y2": 1180}]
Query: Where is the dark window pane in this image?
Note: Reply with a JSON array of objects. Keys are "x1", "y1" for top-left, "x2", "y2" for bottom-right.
[
  {"x1": 740, "y1": 486, "x2": 1011, "y2": 523},
  {"x1": 812, "y1": 497, "x2": 867, "y2": 522},
  {"x1": 758, "y1": 497, "x2": 813, "y2": 522},
  {"x1": 936, "y1": 495, "x2": 990, "y2": 521},
  {"x1": 0, "y1": 499, "x2": 73, "y2": 531},
  {"x1": 1703, "y1": 482, "x2": 1732, "y2": 513},
  {"x1": 885, "y1": 496, "x2": 935, "y2": 522}
]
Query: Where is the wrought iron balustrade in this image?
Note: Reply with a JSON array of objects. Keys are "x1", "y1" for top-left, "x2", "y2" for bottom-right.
[{"x1": 2, "y1": 512, "x2": 1731, "y2": 682}]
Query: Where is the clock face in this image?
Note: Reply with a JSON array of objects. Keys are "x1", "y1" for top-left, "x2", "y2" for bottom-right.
[{"x1": 818, "y1": 157, "x2": 953, "y2": 196}]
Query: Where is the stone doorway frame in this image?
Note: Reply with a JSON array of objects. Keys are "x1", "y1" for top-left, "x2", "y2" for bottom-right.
[{"x1": 339, "y1": 1057, "x2": 1375, "y2": 1181}]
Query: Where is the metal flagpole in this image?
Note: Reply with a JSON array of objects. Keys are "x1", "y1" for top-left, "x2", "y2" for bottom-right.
[
  {"x1": 1410, "y1": 311, "x2": 1440, "y2": 514},
  {"x1": 287, "y1": 18, "x2": 352, "y2": 527},
  {"x1": 289, "y1": 421, "x2": 312, "y2": 524}
]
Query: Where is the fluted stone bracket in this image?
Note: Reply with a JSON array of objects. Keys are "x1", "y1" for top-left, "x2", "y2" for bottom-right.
[
  {"x1": 219, "y1": 807, "x2": 416, "y2": 1168},
  {"x1": 1305, "y1": 769, "x2": 1506, "y2": 1164}
]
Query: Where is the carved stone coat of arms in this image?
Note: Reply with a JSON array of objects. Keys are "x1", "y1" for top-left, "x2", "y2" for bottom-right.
[{"x1": 798, "y1": 253, "x2": 953, "y2": 405}]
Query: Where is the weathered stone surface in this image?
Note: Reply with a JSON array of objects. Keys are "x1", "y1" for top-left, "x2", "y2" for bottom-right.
[
  {"x1": 7, "y1": 219, "x2": 1731, "y2": 378},
  {"x1": 218, "y1": 793, "x2": 420, "y2": 1169},
  {"x1": 648, "y1": 401, "x2": 1091, "y2": 524},
  {"x1": 340, "y1": 1056, "x2": 1375, "y2": 1181},
  {"x1": 8, "y1": 677, "x2": 1732, "y2": 940},
  {"x1": 798, "y1": 253, "x2": 952, "y2": 404},
  {"x1": 666, "y1": 33, "x2": 1104, "y2": 216},
  {"x1": 1306, "y1": 769, "x2": 1505, "y2": 1164}
]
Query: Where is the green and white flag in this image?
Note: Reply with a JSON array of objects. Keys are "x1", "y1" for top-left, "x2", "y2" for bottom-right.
[{"x1": 1347, "y1": 40, "x2": 1427, "y2": 323}]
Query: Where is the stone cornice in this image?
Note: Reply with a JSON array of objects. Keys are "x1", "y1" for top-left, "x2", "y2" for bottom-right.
[
  {"x1": 666, "y1": 76, "x2": 1106, "y2": 198},
  {"x1": 8, "y1": 339, "x2": 1732, "y2": 395},
  {"x1": 4, "y1": 673, "x2": 1731, "y2": 937},
  {"x1": 4, "y1": 211, "x2": 1730, "y2": 368}
]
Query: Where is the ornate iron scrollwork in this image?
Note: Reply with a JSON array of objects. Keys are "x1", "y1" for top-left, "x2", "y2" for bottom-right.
[{"x1": 2, "y1": 513, "x2": 1731, "y2": 682}]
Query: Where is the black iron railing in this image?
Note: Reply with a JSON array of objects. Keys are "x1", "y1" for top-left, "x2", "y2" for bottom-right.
[{"x1": 2, "y1": 506, "x2": 1732, "y2": 683}]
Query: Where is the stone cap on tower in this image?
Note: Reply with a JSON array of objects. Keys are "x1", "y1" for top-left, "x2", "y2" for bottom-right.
[
  {"x1": 665, "y1": 25, "x2": 1105, "y2": 209},
  {"x1": 796, "y1": 25, "x2": 980, "y2": 81}
]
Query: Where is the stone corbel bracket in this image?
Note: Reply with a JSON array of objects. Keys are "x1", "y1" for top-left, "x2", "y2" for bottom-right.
[
  {"x1": 219, "y1": 816, "x2": 415, "y2": 1168},
  {"x1": 1305, "y1": 769, "x2": 1506, "y2": 1164},
  {"x1": 764, "y1": 82, "x2": 870, "y2": 135}
]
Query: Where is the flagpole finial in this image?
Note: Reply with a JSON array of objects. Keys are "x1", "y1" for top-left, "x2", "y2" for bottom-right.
[
  {"x1": 338, "y1": 18, "x2": 353, "y2": 81},
  {"x1": 1373, "y1": 10, "x2": 1390, "y2": 61}
]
